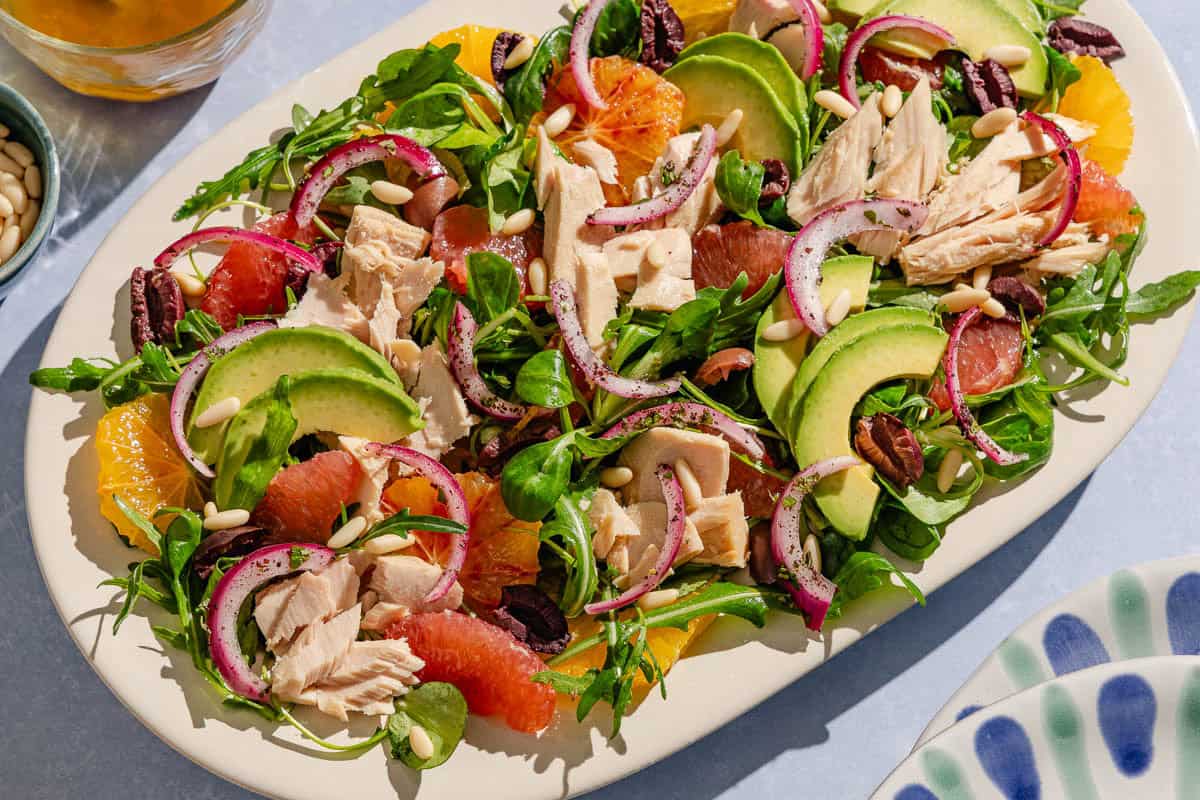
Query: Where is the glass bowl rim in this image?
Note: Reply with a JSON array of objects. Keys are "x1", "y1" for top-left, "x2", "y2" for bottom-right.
[{"x1": 0, "y1": 0, "x2": 259, "y2": 56}]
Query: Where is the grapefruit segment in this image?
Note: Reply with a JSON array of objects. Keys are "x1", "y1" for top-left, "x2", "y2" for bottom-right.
[
  {"x1": 430, "y1": 205, "x2": 543, "y2": 294},
  {"x1": 929, "y1": 316, "x2": 1024, "y2": 410},
  {"x1": 692, "y1": 221, "x2": 793, "y2": 299},
  {"x1": 251, "y1": 451, "x2": 364, "y2": 544},
  {"x1": 1074, "y1": 158, "x2": 1143, "y2": 242}
]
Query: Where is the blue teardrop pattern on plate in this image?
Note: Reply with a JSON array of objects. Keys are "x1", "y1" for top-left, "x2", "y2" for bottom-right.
[
  {"x1": 895, "y1": 786, "x2": 939, "y2": 800},
  {"x1": 1043, "y1": 614, "x2": 1111, "y2": 677},
  {"x1": 1166, "y1": 572, "x2": 1200, "y2": 655},
  {"x1": 956, "y1": 705, "x2": 984, "y2": 723},
  {"x1": 975, "y1": 716, "x2": 1041, "y2": 800},
  {"x1": 1097, "y1": 673, "x2": 1156, "y2": 776}
]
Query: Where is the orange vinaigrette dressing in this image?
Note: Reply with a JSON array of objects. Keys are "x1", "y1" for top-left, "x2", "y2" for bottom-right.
[{"x1": 2, "y1": 0, "x2": 236, "y2": 48}]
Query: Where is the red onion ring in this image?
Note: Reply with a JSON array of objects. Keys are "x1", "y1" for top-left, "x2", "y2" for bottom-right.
[
  {"x1": 208, "y1": 542, "x2": 336, "y2": 701},
  {"x1": 549, "y1": 279, "x2": 681, "y2": 398},
  {"x1": 598, "y1": 401, "x2": 766, "y2": 461},
  {"x1": 448, "y1": 302, "x2": 527, "y2": 421},
  {"x1": 839, "y1": 15, "x2": 955, "y2": 109},
  {"x1": 587, "y1": 124, "x2": 717, "y2": 227},
  {"x1": 944, "y1": 307, "x2": 1029, "y2": 466},
  {"x1": 1020, "y1": 111, "x2": 1083, "y2": 247},
  {"x1": 770, "y1": 456, "x2": 860, "y2": 630},
  {"x1": 154, "y1": 227, "x2": 322, "y2": 275},
  {"x1": 570, "y1": 0, "x2": 613, "y2": 110},
  {"x1": 365, "y1": 443, "x2": 470, "y2": 603},
  {"x1": 786, "y1": 199, "x2": 927, "y2": 338},
  {"x1": 289, "y1": 134, "x2": 446, "y2": 229},
  {"x1": 785, "y1": 0, "x2": 825, "y2": 80},
  {"x1": 585, "y1": 464, "x2": 685, "y2": 614},
  {"x1": 170, "y1": 321, "x2": 277, "y2": 478}
]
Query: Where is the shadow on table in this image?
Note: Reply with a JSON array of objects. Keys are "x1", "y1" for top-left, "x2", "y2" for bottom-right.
[{"x1": 584, "y1": 483, "x2": 1086, "y2": 800}]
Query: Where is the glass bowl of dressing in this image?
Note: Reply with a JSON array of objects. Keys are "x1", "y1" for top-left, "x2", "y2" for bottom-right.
[{"x1": 0, "y1": 0, "x2": 273, "y2": 102}]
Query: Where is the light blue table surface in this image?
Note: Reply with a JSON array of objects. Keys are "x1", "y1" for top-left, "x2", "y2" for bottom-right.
[{"x1": 1, "y1": 2, "x2": 1197, "y2": 798}]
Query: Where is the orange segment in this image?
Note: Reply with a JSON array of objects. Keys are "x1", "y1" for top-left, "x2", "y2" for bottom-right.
[
  {"x1": 552, "y1": 613, "x2": 717, "y2": 702},
  {"x1": 95, "y1": 394, "x2": 203, "y2": 555},
  {"x1": 673, "y1": 0, "x2": 738, "y2": 45},
  {"x1": 429, "y1": 25, "x2": 511, "y2": 85},
  {"x1": 1056, "y1": 55, "x2": 1133, "y2": 176},
  {"x1": 541, "y1": 56, "x2": 685, "y2": 204}
]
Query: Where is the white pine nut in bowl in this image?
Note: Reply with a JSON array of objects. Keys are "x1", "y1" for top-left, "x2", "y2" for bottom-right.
[{"x1": 0, "y1": 84, "x2": 59, "y2": 300}]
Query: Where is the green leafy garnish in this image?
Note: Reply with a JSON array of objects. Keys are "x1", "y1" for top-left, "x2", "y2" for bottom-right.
[
  {"x1": 386, "y1": 683, "x2": 468, "y2": 769},
  {"x1": 714, "y1": 150, "x2": 767, "y2": 226}
]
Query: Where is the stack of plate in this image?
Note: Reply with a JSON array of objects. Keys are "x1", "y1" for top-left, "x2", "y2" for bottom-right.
[{"x1": 872, "y1": 557, "x2": 1200, "y2": 799}]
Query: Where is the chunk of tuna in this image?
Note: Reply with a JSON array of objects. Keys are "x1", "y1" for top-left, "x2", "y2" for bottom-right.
[
  {"x1": 278, "y1": 273, "x2": 370, "y2": 343},
  {"x1": 402, "y1": 343, "x2": 476, "y2": 458},
  {"x1": 1021, "y1": 223, "x2": 1109, "y2": 278},
  {"x1": 272, "y1": 603, "x2": 361, "y2": 700},
  {"x1": 689, "y1": 493, "x2": 750, "y2": 568},
  {"x1": 628, "y1": 227, "x2": 695, "y2": 312},
  {"x1": 576, "y1": 251, "x2": 619, "y2": 347},
  {"x1": 603, "y1": 231, "x2": 656, "y2": 290},
  {"x1": 303, "y1": 640, "x2": 425, "y2": 721},
  {"x1": 788, "y1": 94, "x2": 884, "y2": 226},
  {"x1": 572, "y1": 138, "x2": 620, "y2": 185},
  {"x1": 361, "y1": 601, "x2": 409, "y2": 632},
  {"x1": 609, "y1": 501, "x2": 704, "y2": 589},
  {"x1": 534, "y1": 126, "x2": 565, "y2": 211},
  {"x1": 254, "y1": 558, "x2": 360, "y2": 653},
  {"x1": 542, "y1": 159, "x2": 613, "y2": 291},
  {"x1": 344, "y1": 205, "x2": 431, "y2": 262},
  {"x1": 338, "y1": 436, "x2": 393, "y2": 526},
  {"x1": 641, "y1": 133, "x2": 723, "y2": 236},
  {"x1": 588, "y1": 488, "x2": 639, "y2": 565},
  {"x1": 618, "y1": 428, "x2": 730, "y2": 504},
  {"x1": 368, "y1": 554, "x2": 464, "y2": 614}
]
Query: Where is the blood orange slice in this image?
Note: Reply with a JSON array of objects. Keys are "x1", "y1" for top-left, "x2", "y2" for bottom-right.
[
  {"x1": 430, "y1": 205, "x2": 542, "y2": 294},
  {"x1": 929, "y1": 316, "x2": 1024, "y2": 411},
  {"x1": 251, "y1": 451, "x2": 363, "y2": 544},
  {"x1": 693, "y1": 221, "x2": 793, "y2": 299}
]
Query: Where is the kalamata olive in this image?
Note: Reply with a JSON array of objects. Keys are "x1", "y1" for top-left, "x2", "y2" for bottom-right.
[
  {"x1": 961, "y1": 57, "x2": 1018, "y2": 114},
  {"x1": 1047, "y1": 18, "x2": 1125, "y2": 64},
  {"x1": 493, "y1": 584, "x2": 570, "y2": 654},
  {"x1": 854, "y1": 413, "x2": 924, "y2": 489},
  {"x1": 639, "y1": 0, "x2": 685, "y2": 73},
  {"x1": 490, "y1": 32, "x2": 525, "y2": 89},
  {"x1": 192, "y1": 526, "x2": 269, "y2": 579},
  {"x1": 695, "y1": 347, "x2": 755, "y2": 386},
  {"x1": 988, "y1": 276, "x2": 1046, "y2": 318},
  {"x1": 748, "y1": 523, "x2": 778, "y2": 586},
  {"x1": 404, "y1": 175, "x2": 461, "y2": 231},
  {"x1": 759, "y1": 159, "x2": 791, "y2": 206},
  {"x1": 130, "y1": 267, "x2": 184, "y2": 350}
]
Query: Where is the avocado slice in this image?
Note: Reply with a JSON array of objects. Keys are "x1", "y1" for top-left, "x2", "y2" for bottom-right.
[
  {"x1": 663, "y1": 55, "x2": 803, "y2": 174},
  {"x1": 793, "y1": 324, "x2": 947, "y2": 540},
  {"x1": 754, "y1": 255, "x2": 874, "y2": 434},
  {"x1": 841, "y1": 0, "x2": 1041, "y2": 35},
  {"x1": 677, "y1": 33, "x2": 808, "y2": 131},
  {"x1": 189, "y1": 327, "x2": 401, "y2": 464},
  {"x1": 862, "y1": 0, "x2": 1048, "y2": 98},
  {"x1": 213, "y1": 367, "x2": 424, "y2": 508},
  {"x1": 785, "y1": 305, "x2": 935, "y2": 441}
]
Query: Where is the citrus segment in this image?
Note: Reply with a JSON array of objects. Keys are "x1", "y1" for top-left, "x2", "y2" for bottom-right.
[
  {"x1": 673, "y1": 0, "x2": 737, "y2": 45},
  {"x1": 929, "y1": 316, "x2": 1024, "y2": 410},
  {"x1": 251, "y1": 451, "x2": 364, "y2": 544},
  {"x1": 1056, "y1": 55, "x2": 1133, "y2": 176},
  {"x1": 429, "y1": 25, "x2": 509, "y2": 85},
  {"x1": 1074, "y1": 158, "x2": 1143, "y2": 242},
  {"x1": 541, "y1": 56, "x2": 685, "y2": 204},
  {"x1": 95, "y1": 394, "x2": 203, "y2": 554},
  {"x1": 430, "y1": 205, "x2": 543, "y2": 294},
  {"x1": 386, "y1": 610, "x2": 556, "y2": 733},
  {"x1": 692, "y1": 221, "x2": 793, "y2": 299}
]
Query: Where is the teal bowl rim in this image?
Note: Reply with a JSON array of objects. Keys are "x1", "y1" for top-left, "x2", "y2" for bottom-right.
[{"x1": 0, "y1": 83, "x2": 60, "y2": 291}]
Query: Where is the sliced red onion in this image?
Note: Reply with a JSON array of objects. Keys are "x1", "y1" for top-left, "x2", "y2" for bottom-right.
[
  {"x1": 945, "y1": 307, "x2": 1029, "y2": 466},
  {"x1": 154, "y1": 227, "x2": 322, "y2": 275},
  {"x1": 170, "y1": 321, "x2": 277, "y2": 478},
  {"x1": 448, "y1": 302, "x2": 527, "y2": 421},
  {"x1": 365, "y1": 443, "x2": 470, "y2": 603},
  {"x1": 770, "y1": 456, "x2": 860, "y2": 630},
  {"x1": 1021, "y1": 111, "x2": 1083, "y2": 247},
  {"x1": 549, "y1": 279, "x2": 681, "y2": 398},
  {"x1": 839, "y1": 15, "x2": 955, "y2": 108},
  {"x1": 585, "y1": 464, "x2": 684, "y2": 614},
  {"x1": 289, "y1": 134, "x2": 446, "y2": 229},
  {"x1": 786, "y1": 0, "x2": 825, "y2": 80},
  {"x1": 599, "y1": 401, "x2": 765, "y2": 461},
  {"x1": 588, "y1": 124, "x2": 717, "y2": 227},
  {"x1": 570, "y1": 0, "x2": 613, "y2": 110},
  {"x1": 208, "y1": 542, "x2": 335, "y2": 701},
  {"x1": 786, "y1": 199, "x2": 927, "y2": 338}
]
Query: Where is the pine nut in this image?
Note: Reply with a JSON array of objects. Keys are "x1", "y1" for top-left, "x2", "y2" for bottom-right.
[
  {"x1": 204, "y1": 501, "x2": 218, "y2": 519},
  {"x1": 812, "y1": 0, "x2": 833, "y2": 23},
  {"x1": 408, "y1": 724, "x2": 435, "y2": 760},
  {"x1": 882, "y1": 84, "x2": 904, "y2": 118},
  {"x1": 825, "y1": 288, "x2": 853, "y2": 327},
  {"x1": 981, "y1": 297, "x2": 1008, "y2": 318},
  {"x1": 370, "y1": 179, "x2": 413, "y2": 206},
  {"x1": 0, "y1": 193, "x2": 12, "y2": 219},
  {"x1": 193, "y1": 396, "x2": 242, "y2": 428},
  {"x1": 327, "y1": 515, "x2": 369, "y2": 548},
  {"x1": 203, "y1": 509, "x2": 251, "y2": 531},
  {"x1": 814, "y1": 90, "x2": 857, "y2": 120},
  {"x1": 971, "y1": 107, "x2": 1018, "y2": 139},
  {"x1": 3, "y1": 140, "x2": 34, "y2": 168},
  {"x1": 600, "y1": 466, "x2": 633, "y2": 489},
  {"x1": 23, "y1": 164, "x2": 40, "y2": 199},
  {"x1": 527, "y1": 257, "x2": 548, "y2": 295},
  {"x1": 543, "y1": 103, "x2": 576, "y2": 138},
  {"x1": 0, "y1": 225, "x2": 19, "y2": 263},
  {"x1": 501, "y1": 208, "x2": 535, "y2": 236},
  {"x1": 715, "y1": 108, "x2": 744, "y2": 147},
  {"x1": 503, "y1": 36, "x2": 535, "y2": 70},
  {"x1": 802, "y1": 533, "x2": 822, "y2": 574},
  {"x1": 761, "y1": 318, "x2": 808, "y2": 342},
  {"x1": 972, "y1": 265, "x2": 993, "y2": 291},
  {"x1": 0, "y1": 123, "x2": 9, "y2": 138},
  {"x1": 365, "y1": 533, "x2": 415, "y2": 555},
  {"x1": 645, "y1": 239, "x2": 668, "y2": 270},
  {"x1": 674, "y1": 459, "x2": 704, "y2": 512},
  {"x1": 747, "y1": 21, "x2": 759, "y2": 40},
  {"x1": 18, "y1": 201, "x2": 37, "y2": 240},
  {"x1": 390, "y1": 337, "x2": 421, "y2": 364},
  {"x1": 172, "y1": 270, "x2": 206, "y2": 298},
  {"x1": 0, "y1": 151, "x2": 23, "y2": 177},
  {"x1": 0, "y1": 176, "x2": 27, "y2": 215},
  {"x1": 984, "y1": 44, "x2": 1032, "y2": 68},
  {"x1": 937, "y1": 448, "x2": 964, "y2": 494},
  {"x1": 637, "y1": 588, "x2": 679, "y2": 611},
  {"x1": 940, "y1": 287, "x2": 991, "y2": 313}
]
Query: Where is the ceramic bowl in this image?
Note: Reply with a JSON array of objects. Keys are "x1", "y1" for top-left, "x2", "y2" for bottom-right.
[{"x1": 0, "y1": 83, "x2": 59, "y2": 300}]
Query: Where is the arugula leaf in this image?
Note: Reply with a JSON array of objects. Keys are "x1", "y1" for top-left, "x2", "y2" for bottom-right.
[
  {"x1": 826, "y1": 552, "x2": 924, "y2": 621},
  {"x1": 214, "y1": 377, "x2": 299, "y2": 511},
  {"x1": 386, "y1": 682, "x2": 468, "y2": 769},
  {"x1": 979, "y1": 392, "x2": 1054, "y2": 480},
  {"x1": 1033, "y1": 0, "x2": 1084, "y2": 23},
  {"x1": 1043, "y1": 45, "x2": 1082, "y2": 113},
  {"x1": 1126, "y1": 270, "x2": 1200, "y2": 319},
  {"x1": 29, "y1": 357, "x2": 115, "y2": 393},
  {"x1": 466, "y1": 252, "x2": 521, "y2": 323},
  {"x1": 515, "y1": 350, "x2": 575, "y2": 408},
  {"x1": 714, "y1": 151, "x2": 767, "y2": 226},
  {"x1": 869, "y1": 280, "x2": 945, "y2": 311},
  {"x1": 505, "y1": 26, "x2": 572, "y2": 123},
  {"x1": 173, "y1": 310, "x2": 223, "y2": 348},
  {"x1": 540, "y1": 488, "x2": 600, "y2": 617}
]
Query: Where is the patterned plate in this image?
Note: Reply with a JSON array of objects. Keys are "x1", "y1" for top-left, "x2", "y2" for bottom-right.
[
  {"x1": 874, "y1": 656, "x2": 1200, "y2": 800},
  {"x1": 916, "y1": 557, "x2": 1200, "y2": 749}
]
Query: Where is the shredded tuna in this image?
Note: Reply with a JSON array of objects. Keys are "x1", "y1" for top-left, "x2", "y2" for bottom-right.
[{"x1": 787, "y1": 94, "x2": 884, "y2": 226}]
